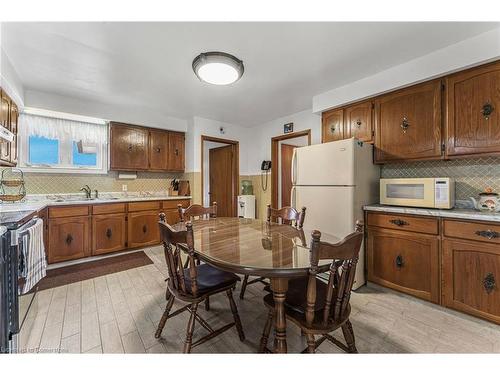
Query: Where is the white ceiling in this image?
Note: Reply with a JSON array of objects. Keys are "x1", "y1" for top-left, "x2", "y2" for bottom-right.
[{"x1": 2, "y1": 22, "x2": 498, "y2": 127}]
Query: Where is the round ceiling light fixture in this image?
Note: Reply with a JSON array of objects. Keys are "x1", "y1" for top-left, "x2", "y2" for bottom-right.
[{"x1": 192, "y1": 52, "x2": 244, "y2": 85}]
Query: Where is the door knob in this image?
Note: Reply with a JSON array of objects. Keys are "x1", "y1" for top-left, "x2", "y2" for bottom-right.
[
  {"x1": 395, "y1": 255, "x2": 404, "y2": 268},
  {"x1": 481, "y1": 103, "x2": 494, "y2": 120},
  {"x1": 400, "y1": 117, "x2": 410, "y2": 134},
  {"x1": 483, "y1": 273, "x2": 495, "y2": 294}
]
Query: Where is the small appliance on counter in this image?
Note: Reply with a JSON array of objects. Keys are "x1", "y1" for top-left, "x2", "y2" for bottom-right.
[
  {"x1": 380, "y1": 177, "x2": 455, "y2": 209},
  {"x1": 470, "y1": 187, "x2": 500, "y2": 212},
  {"x1": 238, "y1": 195, "x2": 256, "y2": 219}
]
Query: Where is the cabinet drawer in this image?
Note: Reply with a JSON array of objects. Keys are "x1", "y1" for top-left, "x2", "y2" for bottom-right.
[
  {"x1": 162, "y1": 199, "x2": 190, "y2": 210},
  {"x1": 444, "y1": 219, "x2": 500, "y2": 245},
  {"x1": 128, "y1": 201, "x2": 161, "y2": 212},
  {"x1": 92, "y1": 213, "x2": 127, "y2": 256},
  {"x1": 49, "y1": 205, "x2": 90, "y2": 218},
  {"x1": 443, "y1": 239, "x2": 500, "y2": 324},
  {"x1": 92, "y1": 203, "x2": 126, "y2": 215},
  {"x1": 367, "y1": 228, "x2": 440, "y2": 303},
  {"x1": 48, "y1": 217, "x2": 90, "y2": 263},
  {"x1": 367, "y1": 212, "x2": 439, "y2": 235}
]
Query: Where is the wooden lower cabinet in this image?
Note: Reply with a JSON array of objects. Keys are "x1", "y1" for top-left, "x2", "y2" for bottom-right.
[
  {"x1": 442, "y1": 239, "x2": 500, "y2": 324},
  {"x1": 48, "y1": 216, "x2": 90, "y2": 263},
  {"x1": 164, "y1": 210, "x2": 180, "y2": 225},
  {"x1": 367, "y1": 227, "x2": 440, "y2": 303},
  {"x1": 92, "y1": 213, "x2": 127, "y2": 255},
  {"x1": 127, "y1": 210, "x2": 161, "y2": 248}
]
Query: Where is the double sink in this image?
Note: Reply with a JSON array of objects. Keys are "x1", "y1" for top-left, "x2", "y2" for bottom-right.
[{"x1": 53, "y1": 196, "x2": 120, "y2": 203}]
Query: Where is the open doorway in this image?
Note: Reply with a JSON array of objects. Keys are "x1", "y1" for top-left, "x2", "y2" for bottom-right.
[
  {"x1": 271, "y1": 130, "x2": 311, "y2": 210},
  {"x1": 201, "y1": 135, "x2": 239, "y2": 217}
]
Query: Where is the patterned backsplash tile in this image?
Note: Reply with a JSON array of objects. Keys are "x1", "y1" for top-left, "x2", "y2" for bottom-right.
[
  {"x1": 0, "y1": 169, "x2": 185, "y2": 194},
  {"x1": 381, "y1": 157, "x2": 500, "y2": 200}
]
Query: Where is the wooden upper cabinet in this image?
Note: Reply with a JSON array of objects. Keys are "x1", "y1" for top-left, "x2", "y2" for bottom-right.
[
  {"x1": 149, "y1": 129, "x2": 169, "y2": 170},
  {"x1": 0, "y1": 89, "x2": 12, "y2": 166},
  {"x1": 110, "y1": 123, "x2": 149, "y2": 171},
  {"x1": 322, "y1": 108, "x2": 344, "y2": 143},
  {"x1": 445, "y1": 61, "x2": 500, "y2": 157},
  {"x1": 374, "y1": 80, "x2": 442, "y2": 163},
  {"x1": 344, "y1": 101, "x2": 373, "y2": 142},
  {"x1": 168, "y1": 131, "x2": 185, "y2": 171}
]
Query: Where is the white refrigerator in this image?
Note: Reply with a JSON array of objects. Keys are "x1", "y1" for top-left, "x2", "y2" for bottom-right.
[{"x1": 291, "y1": 138, "x2": 380, "y2": 290}]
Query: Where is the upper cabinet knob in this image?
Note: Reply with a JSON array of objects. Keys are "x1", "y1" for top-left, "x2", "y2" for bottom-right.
[
  {"x1": 355, "y1": 119, "x2": 362, "y2": 128},
  {"x1": 481, "y1": 102, "x2": 494, "y2": 120},
  {"x1": 400, "y1": 117, "x2": 410, "y2": 134}
]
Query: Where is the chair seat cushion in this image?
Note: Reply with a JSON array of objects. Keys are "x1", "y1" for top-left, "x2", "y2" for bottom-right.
[
  {"x1": 184, "y1": 264, "x2": 240, "y2": 295},
  {"x1": 263, "y1": 277, "x2": 328, "y2": 314}
]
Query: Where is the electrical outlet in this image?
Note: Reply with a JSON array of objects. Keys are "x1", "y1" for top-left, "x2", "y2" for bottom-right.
[{"x1": 122, "y1": 184, "x2": 128, "y2": 192}]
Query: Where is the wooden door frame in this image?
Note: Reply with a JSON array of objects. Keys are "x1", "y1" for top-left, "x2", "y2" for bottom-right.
[
  {"x1": 201, "y1": 135, "x2": 239, "y2": 217},
  {"x1": 271, "y1": 130, "x2": 311, "y2": 210}
]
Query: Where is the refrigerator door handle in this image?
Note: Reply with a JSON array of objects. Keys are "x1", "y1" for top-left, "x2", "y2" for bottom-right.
[
  {"x1": 291, "y1": 148, "x2": 297, "y2": 185},
  {"x1": 291, "y1": 186, "x2": 296, "y2": 209}
]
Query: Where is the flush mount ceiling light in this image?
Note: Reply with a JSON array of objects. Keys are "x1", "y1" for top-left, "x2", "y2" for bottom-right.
[{"x1": 192, "y1": 52, "x2": 244, "y2": 85}]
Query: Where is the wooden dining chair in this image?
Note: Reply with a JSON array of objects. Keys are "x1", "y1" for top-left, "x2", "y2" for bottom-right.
[
  {"x1": 259, "y1": 221, "x2": 364, "y2": 354},
  {"x1": 239, "y1": 204, "x2": 306, "y2": 299},
  {"x1": 155, "y1": 213, "x2": 245, "y2": 353},
  {"x1": 178, "y1": 202, "x2": 217, "y2": 222}
]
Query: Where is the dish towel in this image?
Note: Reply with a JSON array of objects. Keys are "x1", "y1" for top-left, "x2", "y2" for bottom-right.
[{"x1": 20, "y1": 218, "x2": 47, "y2": 294}]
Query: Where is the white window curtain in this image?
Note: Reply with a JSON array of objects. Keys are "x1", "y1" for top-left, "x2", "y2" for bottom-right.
[{"x1": 19, "y1": 113, "x2": 108, "y2": 144}]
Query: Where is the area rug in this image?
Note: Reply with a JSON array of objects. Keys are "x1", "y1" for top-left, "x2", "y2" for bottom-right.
[{"x1": 36, "y1": 251, "x2": 154, "y2": 291}]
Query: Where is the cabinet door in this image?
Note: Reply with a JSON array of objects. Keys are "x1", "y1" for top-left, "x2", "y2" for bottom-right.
[
  {"x1": 9, "y1": 101, "x2": 18, "y2": 165},
  {"x1": 344, "y1": 101, "x2": 373, "y2": 142},
  {"x1": 0, "y1": 90, "x2": 12, "y2": 165},
  {"x1": 127, "y1": 211, "x2": 161, "y2": 248},
  {"x1": 110, "y1": 123, "x2": 149, "y2": 170},
  {"x1": 322, "y1": 108, "x2": 344, "y2": 143},
  {"x1": 48, "y1": 217, "x2": 90, "y2": 263},
  {"x1": 374, "y1": 80, "x2": 442, "y2": 163},
  {"x1": 443, "y1": 239, "x2": 500, "y2": 324},
  {"x1": 167, "y1": 132, "x2": 185, "y2": 171},
  {"x1": 367, "y1": 228, "x2": 440, "y2": 303},
  {"x1": 149, "y1": 129, "x2": 169, "y2": 171},
  {"x1": 92, "y1": 213, "x2": 127, "y2": 256},
  {"x1": 446, "y1": 61, "x2": 500, "y2": 157}
]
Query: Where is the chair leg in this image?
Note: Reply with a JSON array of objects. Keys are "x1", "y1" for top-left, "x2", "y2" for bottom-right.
[
  {"x1": 341, "y1": 319, "x2": 358, "y2": 353},
  {"x1": 155, "y1": 291, "x2": 175, "y2": 338},
  {"x1": 239, "y1": 275, "x2": 249, "y2": 299},
  {"x1": 183, "y1": 303, "x2": 198, "y2": 354},
  {"x1": 259, "y1": 309, "x2": 273, "y2": 353},
  {"x1": 306, "y1": 333, "x2": 316, "y2": 353},
  {"x1": 226, "y1": 289, "x2": 245, "y2": 341},
  {"x1": 205, "y1": 296, "x2": 210, "y2": 311}
]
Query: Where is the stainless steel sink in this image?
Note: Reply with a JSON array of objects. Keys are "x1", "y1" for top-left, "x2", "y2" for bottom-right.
[{"x1": 54, "y1": 197, "x2": 97, "y2": 202}]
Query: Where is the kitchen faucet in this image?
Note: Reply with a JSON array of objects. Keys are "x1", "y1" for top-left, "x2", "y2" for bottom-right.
[{"x1": 80, "y1": 185, "x2": 92, "y2": 199}]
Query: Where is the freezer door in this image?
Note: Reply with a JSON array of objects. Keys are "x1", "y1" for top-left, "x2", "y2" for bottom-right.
[
  {"x1": 294, "y1": 138, "x2": 355, "y2": 186},
  {"x1": 294, "y1": 186, "x2": 366, "y2": 289}
]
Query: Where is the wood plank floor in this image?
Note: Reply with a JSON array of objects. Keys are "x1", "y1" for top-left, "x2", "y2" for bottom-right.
[{"x1": 18, "y1": 245, "x2": 500, "y2": 354}]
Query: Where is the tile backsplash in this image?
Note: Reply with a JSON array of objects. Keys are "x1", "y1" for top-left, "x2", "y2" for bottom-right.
[
  {"x1": 0, "y1": 169, "x2": 184, "y2": 194},
  {"x1": 381, "y1": 157, "x2": 500, "y2": 200}
]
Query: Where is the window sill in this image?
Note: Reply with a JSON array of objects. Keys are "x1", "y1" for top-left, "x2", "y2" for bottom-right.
[{"x1": 18, "y1": 166, "x2": 109, "y2": 175}]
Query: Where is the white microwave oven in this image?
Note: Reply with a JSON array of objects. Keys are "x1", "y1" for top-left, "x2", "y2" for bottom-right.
[{"x1": 380, "y1": 178, "x2": 455, "y2": 209}]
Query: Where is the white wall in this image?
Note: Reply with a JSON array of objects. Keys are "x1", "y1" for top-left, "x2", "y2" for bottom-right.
[
  {"x1": 313, "y1": 27, "x2": 500, "y2": 113},
  {"x1": 246, "y1": 109, "x2": 321, "y2": 175},
  {"x1": 24, "y1": 89, "x2": 188, "y2": 133},
  {"x1": 186, "y1": 116, "x2": 250, "y2": 173},
  {"x1": 0, "y1": 48, "x2": 24, "y2": 107}
]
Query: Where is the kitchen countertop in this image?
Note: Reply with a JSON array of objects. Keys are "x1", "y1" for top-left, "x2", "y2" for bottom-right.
[
  {"x1": 364, "y1": 204, "x2": 500, "y2": 223},
  {"x1": 0, "y1": 194, "x2": 192, "y2": 215}
]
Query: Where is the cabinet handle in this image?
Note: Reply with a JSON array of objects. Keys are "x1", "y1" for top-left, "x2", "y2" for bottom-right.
[
  {"x1": 395, "y1": 255, "x2": 404, "y2": 268},
  {"x1": 66, "y1": 234, "x2": 73, "y2": 245},
  {"x1": 389, "y1": 219, "x2": 409, "y2": 227},
  {"x1": 330, "y1": 126, "x2": 336, "y2": 133},
  {"x1": 155, "y1": 147, "x2": 161, "y2": 153},
  {"x1": 481, "y1": 103, "x2": 494, "y2": 120},
  {"x1": 175, "y1": 149, "x2": 179, "y2": 156},
  {"x1": 483, "y1": 273, "x2": 495, "y2": 294},
  {"x1": 128, "y1": 144, "x2": 133, "y2": 152},
  {"x1": 355, "y1": 119, "x2": 362, "y2": 128},
  {"x1": 142, "y1": 225, "x2": 147, "y2": 233},
  {"x1": 106, "y1": 228, "x2": 112, "y2": 238},
  {"x1": 400, "y1": 117, "x2": 410, "y2": 134},
  {"x1": 475, "y1": 230, "x2": 499, "y2": 240}
]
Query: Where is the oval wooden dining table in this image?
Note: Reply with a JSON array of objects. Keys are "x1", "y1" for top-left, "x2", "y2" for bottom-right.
[{"x1": 173, "y1": 217, "x2": 339, "y2": 354}]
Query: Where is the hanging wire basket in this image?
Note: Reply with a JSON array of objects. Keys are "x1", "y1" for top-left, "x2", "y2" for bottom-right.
[{"x1": 0, "y1": 168, "x2": 26, "y2": 202}]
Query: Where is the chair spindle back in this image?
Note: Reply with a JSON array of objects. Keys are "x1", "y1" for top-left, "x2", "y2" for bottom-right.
[
  {"x1": 266, "y1": 204, "x2": 306, "y2": 229},
  {"x1": 179, "y1": 202, "x2": 217, "y2": 222}
]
